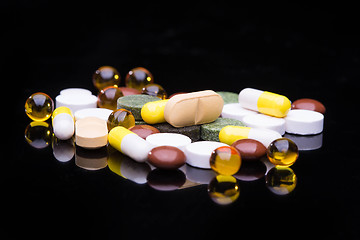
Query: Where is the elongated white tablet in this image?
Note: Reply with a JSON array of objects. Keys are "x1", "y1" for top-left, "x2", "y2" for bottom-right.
[
  {"x1": 221, "y1": 103, "x2": 258, "y2": 121},
  {"x1": 285, "y1": 109, "x2": 324, "y2": 135},
  {"x1": 146, "y1": 133, "x2": 191, "y2": 151},
  {"x1": 184, "y1": 141, "x2": 228, "y2": 169},
  {"x1": 60, "y1": 88, "x2": 92, "y2": 96},
  {"x1": 56, "y1": 94, "x2": 98, "y2": 113},
  {"x1": 74, "y1": 108, "x2": 113, "y2": 121},
  {"x1": 243, "y1": 113, "x2": 286, "y2": 135},
  {"x1": 52, "y1": 106, "x2": 75, "y2": 140}
]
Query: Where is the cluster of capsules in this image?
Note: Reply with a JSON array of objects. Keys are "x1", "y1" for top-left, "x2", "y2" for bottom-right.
[{"x1": 24, "y1": 65, "x2": 325, "y2": 205}]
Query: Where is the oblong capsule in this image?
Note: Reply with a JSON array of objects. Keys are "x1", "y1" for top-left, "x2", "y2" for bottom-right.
[
  {"x1": 52, "y1": 106, "x2": 75, "y2": 140},
  {"x1": 108, "y1": 126, "x2": 153, "y2": 162},
  {"x1": 238, "y1": 88, "x2": 291, "y2": 118},
  {"x1": 141, "y1": 99, "x2": 169, "y2": 124},
  {"x1": 219, "y1": 126, "x2": 281, "y2": 148}
]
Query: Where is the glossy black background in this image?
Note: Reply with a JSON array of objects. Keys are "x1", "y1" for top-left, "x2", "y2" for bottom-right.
[{"x1": 5, "y1": 3, "x2": 359, "y2": 239}]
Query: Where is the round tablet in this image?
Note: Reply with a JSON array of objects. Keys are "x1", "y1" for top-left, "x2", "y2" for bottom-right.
[
  {"x1": 243, "y1": 113, "x2": 286, "y2": 135},
  {"x1": 74, "y1": 108, "x2": 113, "y2": 121},
  {"x1": 146, "y1": 133, "x2": 191, "y2": 151},
  {"x1": 56, "y1": 94, "x2": 98, "y2": 113},
  {"x1": 221, "y1": 103, "x2": 258, "y2": 121},
  {"x1": 285, "y1": 109, "x2": 324, "y2": 135},
  {"x1": 184, "y1": 141, "x2": 228, "y2": 169},
  {"x1": 60, "y1": 88, "x2": 92, "y2": 96}
]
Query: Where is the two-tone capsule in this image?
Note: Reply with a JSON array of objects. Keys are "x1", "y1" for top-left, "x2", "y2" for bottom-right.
[{"x1": 52, "y1": 106, "x2": 75, "y2": 140}]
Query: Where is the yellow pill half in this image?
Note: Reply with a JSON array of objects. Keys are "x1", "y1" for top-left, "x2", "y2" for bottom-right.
[{"x1": 141, "y1": 99, "x2": 169, "y2": 124}]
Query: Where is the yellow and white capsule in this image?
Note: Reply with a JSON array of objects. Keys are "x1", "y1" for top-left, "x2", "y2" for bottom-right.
[
  {"x1": 108, "y1": 126, "x2": 153, "y2": 162},
  {"x1": 52, "y1": 106, "x2": 75, "y2": 140},
  {"x1": 238, "y1": 88, "x2": 291, "y2": 118},
  {"x1": 141, "y1": 99, "x2": 168, "y2": 124},
  {"x1": 219, "y1": 126, "x2": 281, "y2": 148}
]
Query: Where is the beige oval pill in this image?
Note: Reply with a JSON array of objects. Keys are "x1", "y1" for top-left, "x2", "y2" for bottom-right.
[
  {"x1": 164, "y1": 90, "x2": 224, "y2": 127},
  {"x1": 75, "y1": 117, "x2": 108, "y2": 149}
]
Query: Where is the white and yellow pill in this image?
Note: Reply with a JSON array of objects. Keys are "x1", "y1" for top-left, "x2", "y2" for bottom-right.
[
  {"x1": 108, "y1": 126, "x2": 153, "y2": 162},
  {"x1": 238, "y1": 88, "x2": 291, "y2": 118},
  {"x1": 52, "y1": 106, "x2": 75, "y2": 140},
  {"x1": 141, "y1": 99, "x2": 169, "y2": 124},
  {"x1": 219, "y1": 126, "x2": 281, "y2": 147}
]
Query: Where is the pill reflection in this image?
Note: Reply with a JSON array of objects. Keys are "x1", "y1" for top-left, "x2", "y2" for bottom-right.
[
  {"x1": 234, "y1": 161, "x2": 267, "y2": 182},
  {"x1": 75, "y1": 146, "x2": 108, "y2": 170},
  {"x1": 208, "y1": 175, "x2": 240, "y2": 205},
  {"x1": 24, "y1": 121, "x2": 52, "y2": 149},
  {"x1": 284, "y1": 133, "x2": 323, "y2": 151},
  {"x1": 147, "y1": 169, "x2": 186, "y2": 191},
  {"x1": 265, "y1": 166, "x2": 297, "y2": 195},
  {"x1": 52, "y1": 137, "x2": 75, "y2": 162}
]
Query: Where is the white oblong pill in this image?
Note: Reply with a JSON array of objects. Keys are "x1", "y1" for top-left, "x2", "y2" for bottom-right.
[
  {"x1": 121, "y1": 133, "x2": 153, "y2": 162},
  {"x1": 60, "y1": 88, "x2": 92, "y2": 96},
  {"x1": 285, "y1": 109, "x2": 324, "y2": 135},
  {"x1": 221, "y1": 103, "x2": 258, "y2": 121},
  {"x1": 146, "y1": 133, "x2": 191, "y2": 151},
  {"x1": 238, "y1": 88, "x2": 263, "y2": 111},
  {"x1": 55, "y1": 94, "x2": 98, "y2": 113},
  {"x1": 243, "y1": 113, "x2": 286, "y2": 135},
  {"x1": 74, "y1": 108, "x2": 113, "y2": 121},
  {"x1": 184, "y1": 141, "x2": 228, "y2": 169}
]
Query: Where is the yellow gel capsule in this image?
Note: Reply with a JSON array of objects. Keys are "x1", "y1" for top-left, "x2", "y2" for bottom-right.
[
  {"x1": 141, "y1": 99, "x2": 168, "y2": 124},
  {"x1": 219, "y1": 126, "x2": 251, "y2": 145}
]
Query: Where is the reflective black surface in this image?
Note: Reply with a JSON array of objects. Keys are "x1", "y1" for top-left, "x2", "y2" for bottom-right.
[{"x1": 7, "y1": 4, "x2": 359, "y2": 239}]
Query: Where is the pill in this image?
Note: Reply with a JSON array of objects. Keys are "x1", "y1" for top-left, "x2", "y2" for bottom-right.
[
  {"x1": 75, "y1": 117, "x2": 108, "y2": 149},
  {"x1": 184, "y1": 141, "x2": 228, "y2": 169},
  {"x1": 291, "y1": 98, "x2": 326, "y2": 114},
  {"x1": 146, "y1": 133, "x2": 191, "y2": 151},
  {"x1": 141, "y1": 99, "x2": 169, "y2": 124},
  {"x1": 221, "y1": 103, "x2": 258, "y2": 121},
  {"x1": 164, "y1": 90, "x2": 224, "y2": 127},
  {"x1": 242, "y1": 113, "x2": 286, "y2": 135},
  {"x1": 285, "y1": 109, "x2": 324, "y2": 135},
  {"x1": 118, "y1": 87, "x2": 141, "y2": 96},
  {"x1": 117, "y1": 94, "x2": 161, "y2": 120},
  {"x1": 56, "y1": 93, "x2": 98, "y2": 113},
  {"x1": 129, "y1": 124, "x2": 160, "y2": 139},
  {"x1": 60, "y1": 88, "x2": 92, "y2": 96},
  {"x1": 74, "y1": 108, "x2": 113, "y2": 121},
  {"x1": 238, "y1": 88, "x2": 291, "y2": 118},
  {"x1": 52, "y1": 106, "x2": 75, "y2": 140},
  {"x1": 200, "y1": 117, "x2": 245, "y2": 142},
  {"x1": 108, "y1": 126, "x2": 153, "y2": 162},
  {"x1": 231, "y1": 139, "x2": 267, "y2": 161},
  {"x1": 219, "y1": 126, "x2": 282, "y2": 147},
  {"x1": 148, "y1": 146, "x2": 186, "y2": 170}
]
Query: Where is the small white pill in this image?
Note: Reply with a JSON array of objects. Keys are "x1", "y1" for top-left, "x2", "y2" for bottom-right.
[
  {"x1": 243, "y1": 113, "x2": 286, "y2": 135},
  {"x1": 285, "y1": 109, "x2": 324, "y2": 135},
  {"x1": 221, "y1": 103, "x2": 258, "y2": 121},
  {"x1": 74, "y1": 108, "x2": 113, "y2": 121},
  {"x1": 52, "y1": 106, "x2": 75, "y2": 140},
  {"x1": 184, "y1": 141, "x2": 228, "y2": 169},
  {"x1": 146, "y1": 133, "x2": 191, "y2": 151}
]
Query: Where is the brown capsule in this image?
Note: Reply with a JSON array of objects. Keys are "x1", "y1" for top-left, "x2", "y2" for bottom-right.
[
  {"x1": 291, "y1": 98, "x2": 326, "y2": 114},
  {"x1": 231, "y1": 139, "x2": 266, "y2": 161},
  {"x1": 148, "y1": 146, "x2": 186, "y2": 170},
  {"x1": 129, "y1": 125, "x2": 160, "y2": 139}
]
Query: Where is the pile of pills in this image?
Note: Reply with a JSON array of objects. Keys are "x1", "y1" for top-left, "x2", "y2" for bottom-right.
[{"x1": 24, "y1": 65, "x2": 325, "y2": 205}]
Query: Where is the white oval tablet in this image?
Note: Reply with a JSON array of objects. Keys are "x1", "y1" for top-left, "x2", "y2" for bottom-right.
[
  {"x1": 243, "y1": 113, "x2": 286, "y2": 135},
  {"x1": 184, "y1": 141, "x2": 228, "y2": 169},
  {"x1": 60, "y1": 88, "x2": 92, "y2": 96},
  {"x1": 145, "y1": 133, "x2": 191, "y2": 151},
  {"x1": 56, "y1": 94, "x2": 98, "y2": 113},
  {"x1": 285, "y1": 109, "x2": 324, "y2": 135},
  {"x1": 221, "y1": 103, "x2": 258, "y2": 121},
  {"x1": 74, "y1": 108, "x2": 113, "y2": 121}
]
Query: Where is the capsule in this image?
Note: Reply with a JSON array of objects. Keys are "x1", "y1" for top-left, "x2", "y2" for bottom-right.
[
  {"x1": 238, "y1": 88, "x2": 291, "y2": 118},
  {"x1": 52, "y1": 106, "x2": 75, "y2": 140},
  {"x1": 141, "y1": 99, "x2": 168, "y2": 124},
  {"x1": 108, "y1": 126, "x2": 153, "y2": 162},
  {"x1": 219, "y1": 126, "x2": 282, "y2": 148}
]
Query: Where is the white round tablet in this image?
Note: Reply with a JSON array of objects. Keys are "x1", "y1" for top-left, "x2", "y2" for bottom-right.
[
  {"x1": 145, "y1": 133, "x2": 191, "y2": 151},
  {"x1": 285, "y1": 109, "x2": 324, "y2": 135},
  {"x1": 221, "y1": 103, "x2": 258, "y2": 121},
  {"x1": 184, "y1": 141, "x2": 228, "y2": 169},
  {"x1": 74, "y1": 108, "x2": 113, "y2": 121},
  {"x1": 60, "y1": 88, "x2": 92, "y2": 96},
  {"x1": 56, "y1": 94, "x2": 98, "y2": 113},
  {"x1": 243, "y1": 113, "x2": 286, "y2": 135}
]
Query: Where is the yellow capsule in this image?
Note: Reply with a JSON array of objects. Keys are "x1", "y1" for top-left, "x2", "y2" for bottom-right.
[{"x1": 141, "y1": 99, "x2": 168, "y2": 124}]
